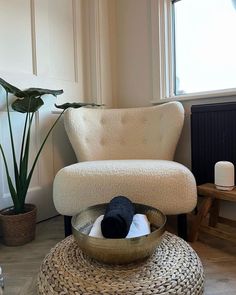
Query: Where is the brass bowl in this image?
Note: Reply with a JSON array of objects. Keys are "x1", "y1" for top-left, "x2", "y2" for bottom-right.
[{"x1": 72, "y1": 203, "x2": 166, "y2": 264}]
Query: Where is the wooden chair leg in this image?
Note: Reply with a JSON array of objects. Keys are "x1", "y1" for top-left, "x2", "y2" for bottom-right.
[
  {"x1": 177, "y1": 214, "x2": 188, "y2": 241},
  {"x1": 64, "y1": 215, "x2": 72, "y2": 237},
  {"x1": 189, "y1": 196, "x2": 213, "y2": 242},
  {"x1": 209, "y1": 199, "x2": 220, "y2": 227}
]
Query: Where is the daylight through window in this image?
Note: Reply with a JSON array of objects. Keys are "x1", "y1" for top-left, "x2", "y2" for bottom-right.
[{"x1": 173, "y1": 0, "x2": 236, "y2": 95}]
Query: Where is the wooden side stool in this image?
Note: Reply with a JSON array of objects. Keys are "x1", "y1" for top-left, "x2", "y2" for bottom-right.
[{"x1": 189, "y1": 183, "x2": 236, "y2": 243}]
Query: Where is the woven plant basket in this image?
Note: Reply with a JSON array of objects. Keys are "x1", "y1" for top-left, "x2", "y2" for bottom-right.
[{"x1": 0, "y1": 203, "x2": 37, "y2": 246}]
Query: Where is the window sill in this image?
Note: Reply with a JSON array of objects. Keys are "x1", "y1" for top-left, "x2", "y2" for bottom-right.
[{"x1": 151, "y1": 88, "x2": 236, "y2": 104}]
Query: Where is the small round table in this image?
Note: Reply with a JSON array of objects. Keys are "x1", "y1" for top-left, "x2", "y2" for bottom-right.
[{"x1": 38, "y1": 232, "x2": 204, "y2": 294}]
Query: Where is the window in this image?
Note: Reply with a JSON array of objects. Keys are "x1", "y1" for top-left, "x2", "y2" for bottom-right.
[
  {"x1": 152, "y1": 0, "x2": 236, "y2": 101},
  {"x1": 173, "y1": 0, "x2": 236, "y2": 96}
]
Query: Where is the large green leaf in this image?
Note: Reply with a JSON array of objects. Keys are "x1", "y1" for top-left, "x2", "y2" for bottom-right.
[
  {"x1": 0, "y1": 78, "x2": 64, "y2": 99},
  {"x1": 0, "y1": 77, "x2": 25, "y2": 97},
  {"x1": 23, "y1": 88, "x2": 63, "y2": 98},
  {"x1": 12, "y1": 96, "x2": 44, "y2": 113},
  {"x1": 55, "y1": 102, "x2": 102, "y2": 110}
]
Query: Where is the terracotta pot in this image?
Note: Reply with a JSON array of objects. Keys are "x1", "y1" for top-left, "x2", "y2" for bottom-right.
[{"x1": 0, "y1": 204, "x2": 37, "y2": 246}]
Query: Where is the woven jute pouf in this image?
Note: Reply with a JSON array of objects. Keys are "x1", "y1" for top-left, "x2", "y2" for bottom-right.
[{"x1": 38, "y1": 232, "x2": 204, "y2": 295}]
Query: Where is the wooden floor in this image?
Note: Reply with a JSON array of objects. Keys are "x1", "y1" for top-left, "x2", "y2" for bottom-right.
[
  {"x1": 0, "y1": 216, "x2": 64, "y2": 295},
  {"x1": 0, "y1": 216, "x2": 235, "y2": 294},
  {"x1": 191, "y1": 233, "x2": 236, "y2": 295}
]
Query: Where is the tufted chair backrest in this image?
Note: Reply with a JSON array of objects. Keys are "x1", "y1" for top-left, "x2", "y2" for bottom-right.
[{"x1": 64, "y1": 101, "x2": 184, "y2": 162}]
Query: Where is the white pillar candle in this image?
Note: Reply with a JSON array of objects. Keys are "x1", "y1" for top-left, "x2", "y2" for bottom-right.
[{"x1": 214, "y1": 161, "x2": 235, "y2": 191}]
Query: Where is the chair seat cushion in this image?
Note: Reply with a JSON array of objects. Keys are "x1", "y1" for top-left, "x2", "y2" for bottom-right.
[{"x1": 53, "y1": 160, "x2": 197, "y2": 216}]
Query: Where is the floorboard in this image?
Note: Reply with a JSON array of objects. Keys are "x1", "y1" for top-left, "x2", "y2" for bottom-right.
[{"x1": 0, "y1": 216, "x2": 64, "y2": 295}]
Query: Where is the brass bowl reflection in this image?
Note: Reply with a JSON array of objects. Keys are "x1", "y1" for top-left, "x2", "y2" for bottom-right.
[{"x1": 72, "y1": 203, "x2": 166, "y2": 264}]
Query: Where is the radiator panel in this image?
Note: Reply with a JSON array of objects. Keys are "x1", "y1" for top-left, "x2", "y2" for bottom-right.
[{"x1": 191, "y1": 102, "x2": 236, "y2": 185}]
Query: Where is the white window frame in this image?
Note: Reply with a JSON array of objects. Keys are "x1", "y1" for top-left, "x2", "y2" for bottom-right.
[{"x1": 150, "y1": 0, "x2": 236, "y2": 103}]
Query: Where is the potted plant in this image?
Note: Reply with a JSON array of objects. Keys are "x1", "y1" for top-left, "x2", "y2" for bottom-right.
[{"x1": 0, "y1": 77, "x2": 99, "y2": 246}]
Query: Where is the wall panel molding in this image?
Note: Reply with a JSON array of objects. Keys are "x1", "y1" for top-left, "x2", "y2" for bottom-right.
[
  {"x1": 0, "y1": 0, "x2": 86, "y2": 221},
  {"x1": 94, "y1": 0, "x2": 103, "y2": 104},
  {"x1": 0, "y1": 0, "x2": 33, "y2": 74},
  {"x1": 95, "y1": 0, "x2": 115, "y2": 107},
  {"x1": 72, "y1": 0, "x2": 79, "y2": 83},
  {"x1": 0, "y1": 0, "x2": 118, "y2": 221},
  {"x1": 30, "y1": 0, "x2": 37, "y2": 75},
  {"x1": 150, "y1": 0, "x2": 161, "y2": 101},
  {"x1": 82, "y1": 0, "x2": 116, "y2": 107}
]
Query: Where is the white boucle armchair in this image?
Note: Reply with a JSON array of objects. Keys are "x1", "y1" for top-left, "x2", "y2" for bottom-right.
[{"x1": 53, "y1": 101, "x2": 197, "y2": 239}]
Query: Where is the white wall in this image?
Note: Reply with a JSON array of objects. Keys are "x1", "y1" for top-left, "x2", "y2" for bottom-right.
[
  {"x1": 116, "y1": 0, "x2": 153, "y2": 107},
  {"x1": 115, "y1": 0, "x2": 236, "y2": 220},
  {"x1": 0, "y1": 0, "x2": 117, "y2": 221},
  {"x1": 0, "y1": 0, "x2": 81, "y2": 220}
]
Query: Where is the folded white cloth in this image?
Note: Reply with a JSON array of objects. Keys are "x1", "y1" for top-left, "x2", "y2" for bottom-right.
[
  {"x1": 89, "y1": 215, "x2": 104, "y2": 238},
  {"x1": 126, "y1": 214, "x2": 151, "y2": 238},
  {"x1": 89, "y1": 214, "x2": 150, "y2": 238}
]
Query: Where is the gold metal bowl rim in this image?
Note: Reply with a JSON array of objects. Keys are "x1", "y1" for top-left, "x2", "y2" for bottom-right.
[{"x1": 71, "y1": 202, "x2": 167, "y2": 241}]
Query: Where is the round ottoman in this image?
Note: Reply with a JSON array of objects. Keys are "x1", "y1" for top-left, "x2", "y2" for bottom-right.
[{"x1": 38, "y1": 232, "x2": 204, "y2": 294}]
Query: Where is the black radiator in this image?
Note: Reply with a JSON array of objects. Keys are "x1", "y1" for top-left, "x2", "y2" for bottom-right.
[{"x1": 191, "y1": 101, "x2": 236, "y2": 185}]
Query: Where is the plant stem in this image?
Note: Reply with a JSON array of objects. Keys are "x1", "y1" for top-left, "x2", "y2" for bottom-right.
[
  {"x1": 0, "y1": 144, "x2": 20, "y2": 211},
  {"x1": 6, "y1": 91, "x2": 19, "y2": 197},
  {"x1": 21, "y1": 112, "x2": 34, "y2": 178},
  {"x1": 20, "y1": 95, "x2": 32, "y2": 167},
  {"x1": 20, "y1": 111, "x2": 29, "y2": 169},
  {"x1": 18, "y1": 112, "x2": 35, "y2": 209},
  {"x1": 24, "y1": 109, "x2": 65, "y2": 202}
]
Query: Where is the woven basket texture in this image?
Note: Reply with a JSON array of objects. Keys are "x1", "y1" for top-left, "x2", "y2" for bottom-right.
[
  {"x1": 38, "y1": 232, "x2": 204, "y2": 295},
  {"x1": 0, "y1": 204, "x2": 37, "y2": 246}
]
